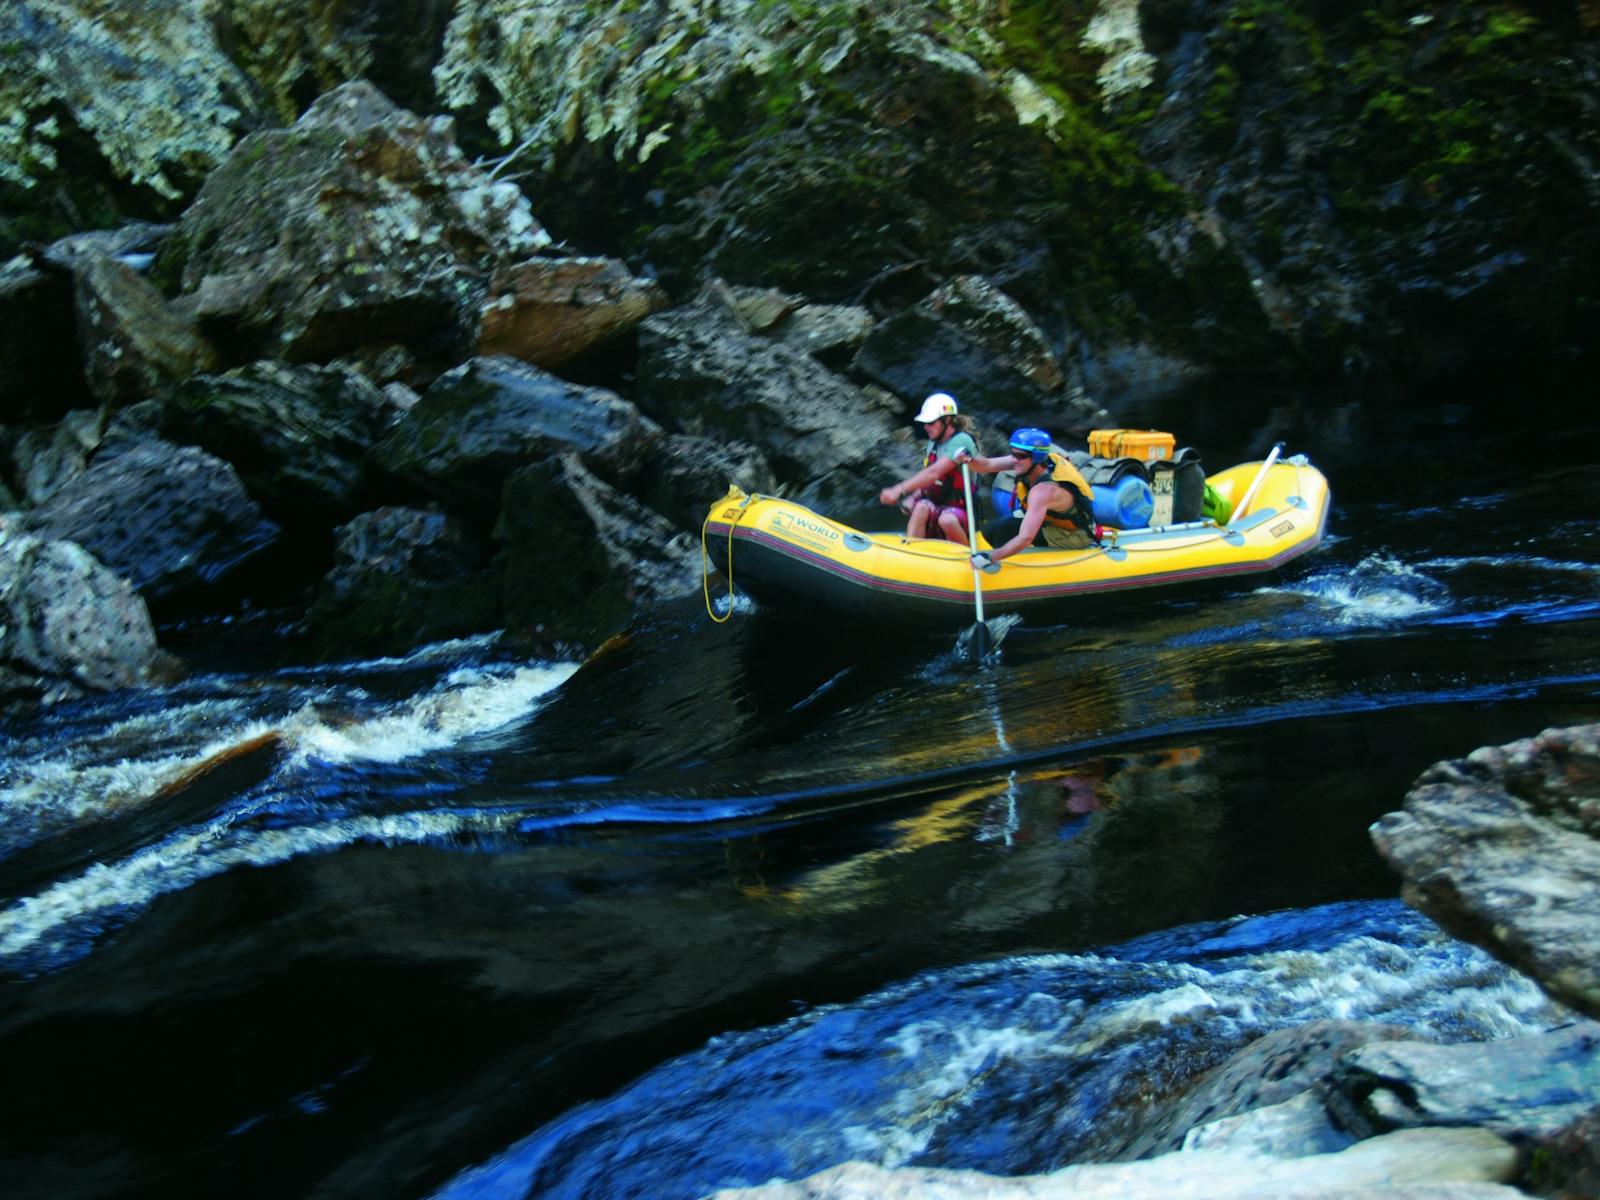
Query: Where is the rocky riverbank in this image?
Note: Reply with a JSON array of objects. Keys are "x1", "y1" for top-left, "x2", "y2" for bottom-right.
[{"x1": 3, "y1": 2, "x2": 1598, "y2": 701}]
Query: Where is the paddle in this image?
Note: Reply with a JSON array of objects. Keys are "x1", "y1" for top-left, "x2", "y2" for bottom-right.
[{"x1": 960, "y1": 463, "x2": 992, "y2": 660}]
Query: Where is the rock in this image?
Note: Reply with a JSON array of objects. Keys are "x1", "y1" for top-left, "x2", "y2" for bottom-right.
[
  {"x1": 0, "y1": 3, "x2": 261, "y2": 217},
  {"x1": 372, "y1": 355, "x2": 661, "y2": 519},
  {"x1": 308, "y1": 507, "x2": 500, "y2": 658},
  {"x1": 1328, "y1": 1022, "x2": 1600, "y2": 1143},
  {"x1": 0, "y1": 531, "x2": 169, "y2": 698},
  {"x1": 921, "y1": 276, "x2": 1066, "y2": 392},
  {"x1": 1094, "y1": 1020, "x2": 1417, "y2": 1163},
  {"x1": 160, "y1": 362, "x2": 397, "y2": 524},
  {"x1": 0, "y1": 258, "x2": 93, "y2": 422},
  {"x1": 476, "y1": 256, "x2": 670, "y2": 368},
  {"x1": 767, "y1": 303, "x2": 877, "y2": 363},
  {"x1": 496, "y1": 454, "x2": 702, "y2": 654},
  {"x1": 1370, "y1": 723, "x2": 1600, "y2": 1020},
  {"x1": 6, "y1": 410, "x2": 108, "y2": 506},
  {"x1": 74, "y1": 252, "x2": 218, "y2": 406},
  {"x1": 13, "y1": 439, "x2": 279, "y2": 605},
  {"x1": 1179, "y1": 1090, "x2": 1352, "y2": 1160},
  {"x1": 636, "y1": 284, "x2": 904, "y2": 503},
  {"x1": 153, "y1": 81, "x2": 552, "y2": 366},
  {"x1": 705, "y1": 1127, "x2": 1522, "y2": 1199},
  {"x1": 851, "y1": 289, "x2": 1102, "y2": 436},
  {"x1": 636, "y1": 433, "x2": 777, "y2": 533}
]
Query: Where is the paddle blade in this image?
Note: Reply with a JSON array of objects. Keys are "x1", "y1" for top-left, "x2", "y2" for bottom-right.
[{"x1": 970, "y1": 619, "x2": 993, "y2": 661}]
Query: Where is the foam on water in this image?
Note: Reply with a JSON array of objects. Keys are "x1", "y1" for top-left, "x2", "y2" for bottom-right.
[
  {"x1": 1260, "y1": 553, "x2": 1450, "y2": 625},
  {"x1": 0, "y1": 659, "x2": 578, "y2": 973},
  {"x1": 282, "y1": 663, "x2": 577, "y2": 766}
]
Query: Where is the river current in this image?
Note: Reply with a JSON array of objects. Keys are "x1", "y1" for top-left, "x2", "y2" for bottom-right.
[{"x1": 2, "y1": 377, "x2": 1597, "y2": 1199}]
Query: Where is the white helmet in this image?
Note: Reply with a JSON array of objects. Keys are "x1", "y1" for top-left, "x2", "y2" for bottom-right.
[{"x1": 914, "y1": 392, "x2": 959, "y2": 424}]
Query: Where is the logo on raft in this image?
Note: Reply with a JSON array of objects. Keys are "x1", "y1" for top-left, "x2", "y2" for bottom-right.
[
  {"x1": 771, "y1": 512, "x2": 841, "y2": 545},
  {"x1": 1269, "y1": 519, "x2": 1295, "y2": 538}
]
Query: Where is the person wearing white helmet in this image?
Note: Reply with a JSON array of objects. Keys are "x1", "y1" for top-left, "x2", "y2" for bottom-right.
[{"x1": 878, "y1": 392, "x2": 979, "y2": 542}]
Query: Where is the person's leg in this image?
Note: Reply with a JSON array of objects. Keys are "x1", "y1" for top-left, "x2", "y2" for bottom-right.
[
  {"x1": 980, "y1": 514, "x2": 1022, "y2": 548},
  {"x1": 907, "y1": 498, "x2": 936, "y2": 538},
  {"x1": 937, "y1": 506, "x2": 968, "y2": 543}
]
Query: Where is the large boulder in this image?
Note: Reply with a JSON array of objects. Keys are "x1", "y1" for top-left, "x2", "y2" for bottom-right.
[
  {"x1": 159, "y1": 361, "x2": 400, "y2": 525},
  {"x1": 1371, "y1": 723, "x2": 1600, "y2": 1020},
  {"x1": 851, "y1": 277, "x2": 1108, "y2": 434},
  {"x1": 372, "y1": 355, "x2": 661, "y2": 519},
  {"x1": 476, "y1": 256, "x2": 670, "y2": 369},
  {"x1": 0, "y1": 529, "x2": 170, "y2": 700},
  {"x1": 307, "y1": 506, "x2": 500, "y2": 658},
  {"x1": 73, "y1": 252, "x2": 218, "y2": 406},
  {"x1": 497, "y1": 454, "x2": 702, "y2": 654},
  {"x1": 636, "y1": 433, "x2": 777, "y2": 533},
  {"x1": 152, "y1": 81, "x2": 552, "y2": 367},
  {"x1": 636, "y1": 284, "x2": 907, "y2": 512},
  {"x1": 1327, "y1": 1022, "x2": 1600, "y2": 1143},
  {"x1": 13, "y1": 439, "x2": 279, "y2": 606},
  {"x1": 1092, "y1": 1020, "x2": 1419, "y2": 1163}
]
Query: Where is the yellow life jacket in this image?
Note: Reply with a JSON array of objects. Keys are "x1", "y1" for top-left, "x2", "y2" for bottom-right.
[{"x1": 1013, "y1": 452, "x2": 1095, "y2": 534}]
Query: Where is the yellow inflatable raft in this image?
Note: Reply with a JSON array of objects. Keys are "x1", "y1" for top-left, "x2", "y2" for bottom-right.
[{"x1": 703, "y1": 452, "x2": 1330, "y2": 624}]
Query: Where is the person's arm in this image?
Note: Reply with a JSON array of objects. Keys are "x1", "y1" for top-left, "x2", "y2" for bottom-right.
[
  {"x1": 986, "y1": 481, "x2": 1059, "y2": 562},
  {"x1": 880, "y1": 454, "x2": 959, "y2": 506},
  {"x1": 953, "y1": 449, "x2": 1022, "y2": 475}
]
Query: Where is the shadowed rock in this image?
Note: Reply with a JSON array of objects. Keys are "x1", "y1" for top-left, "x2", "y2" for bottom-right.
[
  {"x1": 372, "y1": 355, "x2": 661, "y2": 519},
  {"x1": 497, "y1": 453, "x2": 701, "y2": 654},
  {"x1": 160, "y1": 361, "x2": 400, "y2": 524},
  {"x1": 13, "y1": 439, "x2": 279, "y2": 605},
  {"x1": 1371, "y1": 723, "x2": 1600, "y2": 1020},
  {"x1": 73, "y1": 252, "x2": 218, "y2": 406},
  {"x1": 308, "y1": 506, "x2": 499, "y2": 657},
  {"x1": 637, "y1": 283, "x2": 905, "y2": 513},
  {"x1": 0, "y1": 260, "x2": 92, "y2": 421}
]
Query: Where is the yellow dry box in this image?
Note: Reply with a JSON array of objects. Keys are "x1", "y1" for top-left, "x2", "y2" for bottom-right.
[{"x1": 1087, "y1": 428, "x2": 1176, "y2": 462}]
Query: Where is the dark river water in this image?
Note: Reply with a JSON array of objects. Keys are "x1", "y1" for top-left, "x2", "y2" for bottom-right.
[{"x1": 2, "y1": 373, "x2": 1597, "y2": 1199}]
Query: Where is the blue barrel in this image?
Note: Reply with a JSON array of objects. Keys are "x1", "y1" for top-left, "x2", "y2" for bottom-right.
[
  {"x1": 1090, "y1": 473, "x2": 1154, "y2": 529},
  {"x1": 991, "y1": 473, "x2": 1018, "y2": 518}
]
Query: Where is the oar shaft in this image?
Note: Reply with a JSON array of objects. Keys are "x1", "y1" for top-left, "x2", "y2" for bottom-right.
[
  {"x1": 1230, "y1": 441, "x2": 1285, "y2": 524},
  {"x1": 961, "y1": 463, "x2": 986, "y2": 625}
]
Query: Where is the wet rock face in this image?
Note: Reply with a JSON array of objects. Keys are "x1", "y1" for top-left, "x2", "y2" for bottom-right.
[
  {"x1": 1371, "y1": 723, "x2": 1600, "y2": 1020},
  {"x1": 1131, "y1": 5, "x2": 1600, "y2": 373},
  {"x1": 636, "y1": 284, "x2": 901, "y2": 490},
  {"x1": 496, "y1": 453, "x2": 702, "y2": 654},
  {"x1": 0, "y1": 531, "x2": 168, "y2": 698},
  {"x1": 153, "y1": 81, "x2": 551, "y2": 367},
  {"x1": 159, "y1": 361, "x2": 398, "y2": 525},
  {"x1": 13, "y1": 439, "x2": 279, "y2": 605},
  {"x1": 372, "y1": 355, "x2": 661, "y2": 519},
  {"x1": 308, "y1": 506, "x2": 498, "y2": 657}
]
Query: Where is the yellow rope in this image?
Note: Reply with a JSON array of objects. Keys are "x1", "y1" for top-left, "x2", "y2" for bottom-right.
[{"x1": 702, "y1": 496, "x2": 748, "y2": 623}]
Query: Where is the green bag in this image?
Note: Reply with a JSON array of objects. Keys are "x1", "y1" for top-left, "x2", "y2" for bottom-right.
[{"x1": 1201, "y1": 483, "x2": 1233, "y2": 524}]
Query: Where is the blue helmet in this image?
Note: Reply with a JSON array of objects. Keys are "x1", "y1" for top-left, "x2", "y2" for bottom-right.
[{"x1": 1008, "y1": 427, "x2": 1052, "y2": 466}]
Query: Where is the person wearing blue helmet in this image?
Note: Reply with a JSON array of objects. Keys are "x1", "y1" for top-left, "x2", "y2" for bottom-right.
[{"x1": 957, "y1": 427, "x2": 1098, "y2": 566}]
